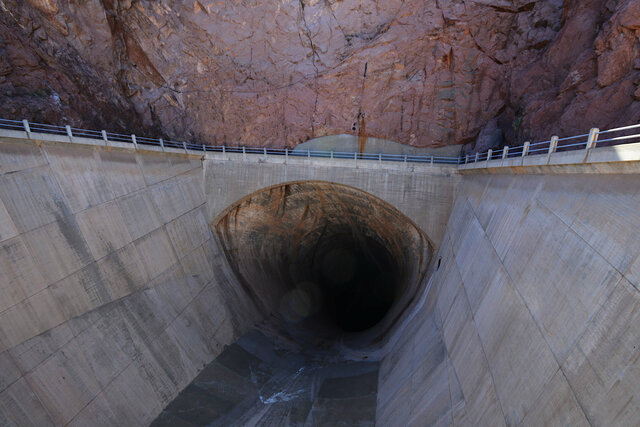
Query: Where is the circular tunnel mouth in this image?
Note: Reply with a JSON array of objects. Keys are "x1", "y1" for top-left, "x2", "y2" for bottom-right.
[{"x1": 214, "y1": 181, "x2": 432, "y2": 347}]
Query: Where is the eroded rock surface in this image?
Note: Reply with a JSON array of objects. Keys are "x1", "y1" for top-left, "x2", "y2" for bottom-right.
[{"x1": 0, "y1": 0, "x2": 638, "y2": 149}]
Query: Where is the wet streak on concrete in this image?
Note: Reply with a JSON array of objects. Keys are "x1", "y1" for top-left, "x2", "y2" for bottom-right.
[{"x1": 53, "y1": 199, "x2": 112, "y2": 304}]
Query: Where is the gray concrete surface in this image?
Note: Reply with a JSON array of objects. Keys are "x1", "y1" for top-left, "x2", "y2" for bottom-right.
[
  {"x1": 380, "y1": 172, "x2": 640, "y2": 425},
  {"x1": 0, "y1": 136, "x2": 455, "y2": 426},
  {"x1": 293, "y1": 134, "x2": 461, "y2": 157},
  {"x1": 1, "y1": 132, "x2": 640, "y2": 426},
  {"x1": 204, "y1": 153, "x2": 458, "y2": 249},
  {"x1": 152, "y1": 328, "x2": 379, "y2": 426},
  {"x1": 0, "y1": 138, "x2": 261, "y2": 426}
]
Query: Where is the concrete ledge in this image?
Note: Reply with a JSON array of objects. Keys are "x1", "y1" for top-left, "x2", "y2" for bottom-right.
[
  {"x1": 458, "y1": 142, "x2": 640, "y2": 174},
  {"x1": 0, "y1": 128, "x2": 458, "y2": 173},
  {"x1": 0, "y1": 128, "x2": 199, "y2": 157},
  {"x1": 203, "y1": 151, "x2": 457, "y2": 174}
]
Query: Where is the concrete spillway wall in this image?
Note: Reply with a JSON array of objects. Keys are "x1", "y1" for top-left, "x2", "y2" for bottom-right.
[
  {"x1": 2, "y1": 132, "x2": 640, "y2": 425},
  {"x1": 204, "y1": 153, "x2": 458, "y2": 249},
  {"x1": 378, "y1": 170, "x2": 640, "y2": 425},
  {"x1": 0, "y1": 139, "x2": 262, "y2": 426},
  {"x1": 0, "y1": 136, "x2": 456, "y2": 425}
]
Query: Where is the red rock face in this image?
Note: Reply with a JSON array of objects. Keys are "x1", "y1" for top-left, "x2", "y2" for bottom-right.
[
  {"x1": 503, "y1": 0, "x2": 640, "y2": 153},
  {"x1": 0, "y1": 0, "x2": 638, "y2": 150}
]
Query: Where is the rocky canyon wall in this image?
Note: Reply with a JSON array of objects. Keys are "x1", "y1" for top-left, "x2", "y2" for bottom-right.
[{"x1": 0, "y1": 0, "x2": 638, "y2": 150}]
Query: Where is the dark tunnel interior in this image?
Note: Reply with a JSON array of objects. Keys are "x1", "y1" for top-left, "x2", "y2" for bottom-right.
[
  {"x1": 213, "y1": 181, "x2": 433, "y2": 348},
  {"x1": 308, "y1": 231, "x2": 399, "y2": 332}
]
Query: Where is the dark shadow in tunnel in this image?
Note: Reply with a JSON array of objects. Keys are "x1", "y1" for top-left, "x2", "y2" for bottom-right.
[
  {"x1": 212, "y1": 181, "x2": 433, "y2": 350},
  {"x1": 310, "y1": 231, "x2": 398, "y2": 332}
]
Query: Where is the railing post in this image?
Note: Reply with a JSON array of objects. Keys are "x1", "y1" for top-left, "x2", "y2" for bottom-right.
[
  {"x1": 486, "y1": 149, "x2": 492, "y2": 167},
  {"x1": 101, "y1": 130, "x2": 109, "y2": 147},
  {"x1": 202, "y1": 143, "x2": 205, "y2": 152},
  {"x1": 22, "y1": 119, "x2": 31, "y2": 139},
  {"x1": 584, "y1": 128, "x2": 599, "y2": 162},
  {"x1": 66, "y1": 125, "x2": 73, "y2": 142},
  {"x1": 522, "y1": 141, "x2": 530, "y2": 157},
  {"x1": 430, "y1": 155, "x2": 434, "y2": 166},
  {"x1": 404, "y1": 154, "x2": 407, "y2": 164},
  {"x1": 159, "y1": 138, "x2": 165, "y2": 152},
  {"x1": 475, "y1": 152, "x2": 479, "y2": 163},
  {"x1": 548, "y1": 136, "x2": 558, "y2": 154},
  {"x1": 379, "y1": 153, "x2": 382, "y2": 164},
  {"x1": 221, "y1": 145, "x2": 225, "y2": 154},
  {"x1": 586, "y1": 128, "x2": 599, "y2": 150},
  {"x1": 242, "y1": 146, "x2": 246, "y2": 160},
  {"x1": 182, "y1": 141, "x2": 188, "y2": 154},
  {"x1": 547, "y1": 136, "x2": 558, "y2": 163},
  {"x1": 131, "y1": 134, "x2": 138, "y2": 149},
  {"x1": 331, "y1": 150, "x2": 334, "y2": 159},
  {"x1": 307, "y1": 149, "x2": 310, "y2": 159},
  {"x1": 263, "y1": 147, "x2": 267, "y2": 159},
  {"x1": 465, "y1": 154, "x2": 469, "y2": 164},
  {"x1": 502, "y1": 146, "x2": 509, "y2": 160}
]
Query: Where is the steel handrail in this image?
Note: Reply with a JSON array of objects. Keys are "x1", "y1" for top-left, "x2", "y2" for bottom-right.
[
  {"x1": 463, "y1": 123, "x2": 640, "y2": 165},
  {"x1": 0, "y1": 118, "x2": 462, "y2": 165},
  {"x1": 7, "y1": 117, "x2": 636, "y2": 168}
]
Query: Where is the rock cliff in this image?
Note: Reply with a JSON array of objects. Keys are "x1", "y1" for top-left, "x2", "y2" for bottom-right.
[{"x1": 0, "y1": 0, "x2": 638, "y2": 149}]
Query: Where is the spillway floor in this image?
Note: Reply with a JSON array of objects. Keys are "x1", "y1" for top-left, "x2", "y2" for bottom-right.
[{"x1": 151, "y1": 329, "x2": 379, "y2": 426}]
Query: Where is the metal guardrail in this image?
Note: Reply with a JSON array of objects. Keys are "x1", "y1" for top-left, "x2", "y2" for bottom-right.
[
  {"x1": 462, "y1": 124, "x2": 640, "y2": 165},
  {"x1": 0, "y1": 118, "x2": 462, "y2": 165},
  {"x1": 2, "y1": 118, "x2": 638, "y2": 168}
]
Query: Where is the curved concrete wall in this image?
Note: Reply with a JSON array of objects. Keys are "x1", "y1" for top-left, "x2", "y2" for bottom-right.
[
  {"x1": 0, "y1": 137, "x2": 458, "y2": 426},
  {"x1": 378, "y1": 171, "x2": 640, "y2": 425},
  {"x1": 204, "y1": 153, "x2": 458, "y2": 249},
  {"x1": 0, "y1": 139, "x2": 261, "y2": 426},
  {"x1": 293, "y1": 134, "x2": 462, "y2": 157},
  {"x1": 3, "y1": 133, "x2": 640, "y2": 426}
]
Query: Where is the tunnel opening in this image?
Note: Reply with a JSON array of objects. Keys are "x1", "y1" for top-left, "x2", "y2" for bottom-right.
[
  {"x1": 213, "y1": 181, "x2": 433, "y2": 348},
  {"x1": 310, "y1": 232, "x2": 398, "y2": 332}
]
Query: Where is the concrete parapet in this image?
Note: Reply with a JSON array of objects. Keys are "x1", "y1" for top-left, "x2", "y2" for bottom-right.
[{"x1": 459, "y1": 141, "x2": 640, "y2": 174}]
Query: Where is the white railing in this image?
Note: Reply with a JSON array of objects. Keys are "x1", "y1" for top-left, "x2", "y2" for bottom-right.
[
  {"x1": 0, "y1": 118, "x2": 462, "y2": 165},
  {"x1": 462, "y1": 124, "x2": 640, "y2": 165},
  {"x1": 2, "y1": 118, "x2": 639, "y2": 168}
]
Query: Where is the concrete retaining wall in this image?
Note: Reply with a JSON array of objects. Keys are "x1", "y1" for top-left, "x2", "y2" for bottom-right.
[
  {"x1": 0, "y1": 136, "x2": 458, "y2": 426},
  {"x1": 6, "y1": 130, "x2": 639, "y2": 426},
  {"x1": 379, "y1": 171, "x2": 640, "y2": 425},
  {"x1": 0, "y1": 138, "x2": 260, "y2": 426},
  {"x1": 204, "y1": 153, "x2": 458, "y2": 249}
]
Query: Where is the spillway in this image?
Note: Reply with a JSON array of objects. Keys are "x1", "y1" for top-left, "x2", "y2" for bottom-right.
[
  {"x1": 151, "y1": 181, "x2": 432, "y2": 425},
  {"x1": 1, "y1": 134, "x2": 640, "y2": 426}
]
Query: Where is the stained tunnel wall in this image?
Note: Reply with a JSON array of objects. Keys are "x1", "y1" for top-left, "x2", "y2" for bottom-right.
[{"x1": 212, "y1": 181, "x2": 434, "y2": 348}]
